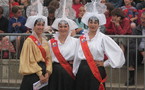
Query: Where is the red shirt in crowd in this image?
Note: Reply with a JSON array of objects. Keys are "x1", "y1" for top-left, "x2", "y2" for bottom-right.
[
  {"x1": 72, "y1": 3, "x2": 83, "y2": 18},
  {"x1": 105, "y1": 17, "x2": 132, "y2": 35}
]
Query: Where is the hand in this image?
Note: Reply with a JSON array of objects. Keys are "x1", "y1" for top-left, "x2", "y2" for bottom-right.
[
  {"x1": 44, "y1": 72, "x2": 50, "y2": 81},
  {"x1": 95, "y1": 61, "x2": 104, "y2": 67},
  {"x1": 76, "y1": 28, "x2": 83, "y2": 33},
  {"x1": 39, "y1": 75, "x2": 46, "y2": 84},
  {"x1": 116, "y1": 17, "x2": 121, "y2": 23},
  {"x1": 17, "y1": 22, "x2": 21, "y2": 27},
  {"x1": 111, "y1": 17, "x2": 120, "y2": 24},
  {"x1": 12, "y1": 23, "x2": 17, "y2": 27},
  {"x1": 2, "y1": 36, "x2": 9, "y2": 41}
]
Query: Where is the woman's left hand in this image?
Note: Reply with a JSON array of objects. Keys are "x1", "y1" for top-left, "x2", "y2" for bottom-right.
[
  {"x1": 44, "y1": 72, "x2": 50, "y2": 81},
  {"x1": 95, "y1": 61, "x2": 104, "y2": 67}
]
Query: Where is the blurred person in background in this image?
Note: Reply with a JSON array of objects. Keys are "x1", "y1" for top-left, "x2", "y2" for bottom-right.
[
  {"x1": 125, "y1": 11, "x2": 145, "y2": 86},
  {"x1": 75, "y1": 6, "x2": 87, "y2": 34},
  {"x1": 0, "y1": 0, "x2": 9, "y2": 18}
]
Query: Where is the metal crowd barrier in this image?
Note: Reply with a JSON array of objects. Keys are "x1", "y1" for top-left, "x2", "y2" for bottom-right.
[{"x1": 0, "y1": 33, "x2": 144, "y2": 90}]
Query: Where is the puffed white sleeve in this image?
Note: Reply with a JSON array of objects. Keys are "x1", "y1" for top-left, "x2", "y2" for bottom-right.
[
  {"x1": 102, "y1": 35, "x2": 125, "y2": 68},
  {"x1": 73, "y1": 39, "x2": 81, "y2": 76}
]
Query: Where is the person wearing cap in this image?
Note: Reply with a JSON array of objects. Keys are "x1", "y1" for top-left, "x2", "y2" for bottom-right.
[
  {"x1": 19, "y1": 15, "x2": 52, "y2": 90},
  {"x1": 19, "y1": 0, "x2": 52, "y2": 89},
  {"x1": 73, "y1": 1, "x2": 125, "y2": 90},
  {"x1": 48, "y1": 18, "x2": 78, "y2": 90},
  {"x1": 47, "y1": 0, "x2": 78, "y2": 90}
]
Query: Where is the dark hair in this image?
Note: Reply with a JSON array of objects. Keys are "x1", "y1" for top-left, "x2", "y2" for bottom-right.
[
  {"x1": 12, "y1": 6, "x2": 21, "y2": 14},
  {"x1": 111, "y1": 8, "x2": 125, "y2": 19},
  {"x1": 34, "y1": 18, "x2": 45, "y2": 26},
  {"x1": 48, "y1": 0, "x2": 59, "y2": 9},
  {"x1": 48, "y1": 6, "x2": 56, "y2": 14},
  {"x1": 0, "y1": 6, "x2": 3, "y2": 14},
  {"x1": 105, "y1": 3, "x2": 114, "y2": 14},
  {"x1": 73, "y1": 0, "x2": 82, "y2": 4},
  {"x1": 88, "y1": 16, "x2": 99, "y2": 24}
]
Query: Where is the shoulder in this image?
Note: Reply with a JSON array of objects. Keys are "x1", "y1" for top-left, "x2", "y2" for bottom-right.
[
  {"x1": 70, "y1": 37, "x2": 78, "y2": 40},
  {"x1": 69, "y1": 37, "x2": 79, "y2": 43},
  {"x1": 99, "y1": 32, "x2": 112, "y2": 41},
  {"x1": 9, "y1": 17, "x2": 15, "y2": 22},
  {"x1": 19, "y1": 16, "x2": 26, "y2": 21},
  {"x1": 24, "y1": 37, "x2": 34, "y2": 44}
]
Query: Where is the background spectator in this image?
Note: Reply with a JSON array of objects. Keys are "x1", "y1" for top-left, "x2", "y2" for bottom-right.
[
  {"x1": 8, "y1": 6, "x2": 26, "y2": 33},
  {"x1": 48, "y1": 0, "x2": 60, "y2": 9},
  {"x1": 104, "y1": 2, "x2": 115, "y2": 29},
  {"x1": 105, "y1": 8, "x2": 132, "y2": 53},
  {"x1": 0, "y1": 0, "x2": 9, "y2": 18},
  {"x1": 0, "y1": 6, "x2": 8, "y2": 33},
  {"x1": 121, "y1": 0, "x2": 138, "y2": 29},
  {"x1": 9, "y1": 0, "x2": 19, "y2": 18},
  {"x1": 72, "y1": 0, "x2": 83, "y2": 18},
  {"x1": 125, "y1": 11, "x2": 145, "y2": 86},
  {"x1": 75, "y1": 6, "x2": 87, "y2": 34},
  {"x1": 0, "y1": 6, "x2": 15, "y2": 59},
  {"x1": 47, "y1": 6, "x2": 56, "y2": 26},
  {"x1": 20, "y1": 0, "x2": 30, "y2": 17}
]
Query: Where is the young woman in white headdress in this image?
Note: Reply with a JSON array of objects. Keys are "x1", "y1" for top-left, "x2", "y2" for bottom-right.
[
  {"x1": 19, "y1": 0, "x2": 52, "y2": 90},
  {"x1": 73, "y1": 0, "x2": 125, "y2": 90},
  {"x1": 48, "y1": 0, "x2": 78, "y2": 90}
]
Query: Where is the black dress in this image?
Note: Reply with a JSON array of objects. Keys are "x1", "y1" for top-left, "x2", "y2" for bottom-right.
[
  {"x1": 75, "y1": 60, "x2": 106, "y2": 90},
  {"x1": 48, "y1": 62, "x2": 74, "y2": 90}
]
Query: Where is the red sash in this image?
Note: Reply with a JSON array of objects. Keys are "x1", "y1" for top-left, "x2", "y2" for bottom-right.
[
  {"x1": 80, "y1": 35, "x2": 107, "y2": 90},
  {"x1": 50, "y1": 38, "x2": 75, "y2": 79},
  {"x1": 28, "y1": 35, "x2": 48, "y2": 65}
]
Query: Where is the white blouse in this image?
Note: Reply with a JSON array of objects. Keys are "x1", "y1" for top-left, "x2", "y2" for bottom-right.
[
  {"x1": 73, "y1": 31, "x2": 125, "y2": 75},
  {"x1": 48, "y1": 33, "x2": 78, "y2": 63}
]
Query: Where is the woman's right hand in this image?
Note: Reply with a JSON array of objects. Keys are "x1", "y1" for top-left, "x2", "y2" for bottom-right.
[{"x1": 39, "y1": 75, "x2": 47, "y2": 84}]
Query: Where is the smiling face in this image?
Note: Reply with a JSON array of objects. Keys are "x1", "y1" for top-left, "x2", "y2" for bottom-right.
[
  {"x1": 88, "y1": 16, "x2": 99, "y2": 32},
  {"x1": 33, "y1": 18, "x2": 45, "y2": 35},
  {"x1": 58, "y1": 20, "x2": 69, "y2": 36}
]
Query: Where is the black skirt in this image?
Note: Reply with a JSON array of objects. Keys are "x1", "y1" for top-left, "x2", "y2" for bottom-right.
[
  {"x1": 48, "y1": 62, "x2": 74, "y2": 90},
  {"x1": 20, "y1": 61, "x2": 47, "y2": 90},
  {"x1": 75, "y1": 60, "x2": 107, "y2": 90}
]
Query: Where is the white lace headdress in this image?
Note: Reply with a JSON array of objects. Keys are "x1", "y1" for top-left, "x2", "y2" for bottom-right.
[
  {"x1": 25, "y1": 0, "x2": 48, "y2": 42},
  {"x1": 82, "y1": 0, "x2": 107, "y2": 26},
  {"x1": 26, "y1": 0, "x2": 48, "y2": 17},
  {"x1": 51, "y1": 0, "x2": 78, "y2": 31}
]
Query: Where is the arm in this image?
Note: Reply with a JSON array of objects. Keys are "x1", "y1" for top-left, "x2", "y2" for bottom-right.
[
  {"x1": 115, "y1": 18, "x2": 131, "y2": 35},
  {"x1": 19, "y1": 38, "x2": 44, "y2": 77},
  {"x1": 19, "y1": 17, "x2": 27, "y2": 33},
  {"x1": 45, "y1": 44, "x2": 52, "y2": 75},
  {"x1": 102, "y1": 35, "x2": 125, "y2": 68},
  {"x1": 8, "y1": 19, "x2": 14, "y2": 33},
  {"x1": 105, "y1": 20, "x2": 116, "y2": 35}
]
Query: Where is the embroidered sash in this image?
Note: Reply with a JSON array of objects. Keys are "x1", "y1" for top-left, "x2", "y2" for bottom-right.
[
  {"x1": 50, "y1": 38, "x2": 75, "y2": 79},
  {"x1": 28, "y1": 35, "x2": 48, "y2": 65},
  {"x1": 80, "y1": 35, "x2": 107, "y2": 90}
]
